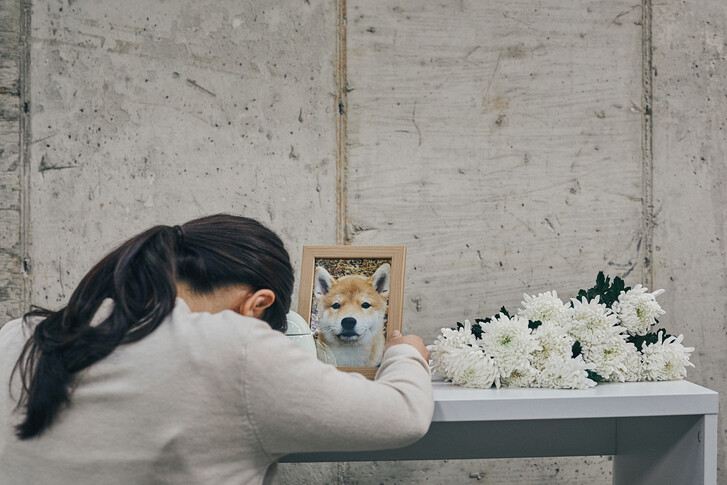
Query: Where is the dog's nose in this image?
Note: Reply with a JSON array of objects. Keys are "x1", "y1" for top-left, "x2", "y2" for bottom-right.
[{"x1": 341, "y1": 317, "x2": 357, "y2": 330}]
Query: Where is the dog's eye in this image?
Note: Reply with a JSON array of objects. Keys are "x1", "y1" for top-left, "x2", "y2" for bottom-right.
[
  {"x1": 361, "y1": 302, "x2": 371, "y2": 309},
  {"x1": 332, "y1": 302, "x2": 341, "y2": 309}
]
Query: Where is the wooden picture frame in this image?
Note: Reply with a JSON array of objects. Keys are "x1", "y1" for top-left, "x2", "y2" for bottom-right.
[{"x1": 298, "y1": 246, "x2": 406, "y2": 379}]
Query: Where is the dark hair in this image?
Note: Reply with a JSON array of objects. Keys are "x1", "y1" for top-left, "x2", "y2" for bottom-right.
[{"x1": 12, "y1": 214, "x2": 293, "y2": 439}]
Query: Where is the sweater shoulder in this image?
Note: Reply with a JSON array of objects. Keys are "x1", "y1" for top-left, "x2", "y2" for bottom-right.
[
  {"x1": 171, "y1": 306, "x2": 270, "y2": 341},
  {"x1": 0, "y1": 317, "x2": 30, "y2": 352},
  {"x1": 154, "y1": 303, "x2": 276, "y2": 362}
]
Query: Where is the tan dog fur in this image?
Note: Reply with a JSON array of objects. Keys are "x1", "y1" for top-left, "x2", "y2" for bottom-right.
[{"x1": 314, "y1": 263, "x2": 390, "y2": 367}]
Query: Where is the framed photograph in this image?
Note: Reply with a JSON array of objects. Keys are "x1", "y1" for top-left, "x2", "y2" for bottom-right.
[{"x1": 298, "y1": 246, "x2": 406, "y2": 379}]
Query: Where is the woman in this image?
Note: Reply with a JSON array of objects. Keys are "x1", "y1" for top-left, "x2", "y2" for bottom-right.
[{"x1": 0, "y1": 214, "x2": 433, "y2": 484}]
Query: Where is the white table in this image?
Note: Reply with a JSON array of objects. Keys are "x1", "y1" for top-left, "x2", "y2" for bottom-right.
[{"x1": 282, "y1": 380, "x2": 719, "y2": 485}]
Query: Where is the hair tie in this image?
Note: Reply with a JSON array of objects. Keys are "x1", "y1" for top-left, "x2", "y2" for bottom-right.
[{"x1": 173, "y1": 225, "x2": 184, "y2": 246}]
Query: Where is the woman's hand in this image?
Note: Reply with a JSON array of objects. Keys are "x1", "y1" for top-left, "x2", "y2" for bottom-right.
[{"x1": 385, "y1": 330, "x2": 430, "y2": 362}]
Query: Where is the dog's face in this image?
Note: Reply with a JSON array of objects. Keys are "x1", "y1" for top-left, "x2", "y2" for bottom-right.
[{"x1": 314, "y1": 263, "x2": 390, "y2": 345}]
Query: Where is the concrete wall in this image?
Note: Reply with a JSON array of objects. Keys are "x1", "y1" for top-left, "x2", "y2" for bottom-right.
[
  {"x1": 0, "y1": 0, "x2": 25, "y2": 322},
  {"x1": 26, "y1": 0, "x2": 339, "y2": 310},
  {"x1": 1, "y1": 0, "x2": 724, "y2": 483},
  {"x1": 651, "y1": 0, "x2": 727, "y2": 481}
]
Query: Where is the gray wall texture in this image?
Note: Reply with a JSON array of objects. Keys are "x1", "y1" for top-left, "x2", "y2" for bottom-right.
[{"x1": 0, "y1": 0, "x2": 725, "y2": 483}]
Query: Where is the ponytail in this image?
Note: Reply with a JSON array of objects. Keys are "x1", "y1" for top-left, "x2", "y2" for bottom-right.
[
  {"x1": 12, "y1": 215, "x2": 294, "y2": 439},
  {"x1": 13, "y1": 226, "x2": 179, "y2": 439}
]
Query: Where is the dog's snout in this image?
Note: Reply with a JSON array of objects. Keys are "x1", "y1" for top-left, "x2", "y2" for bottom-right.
[{"x1": 341, "y1": 317, "x2": 357, "y2": 330}]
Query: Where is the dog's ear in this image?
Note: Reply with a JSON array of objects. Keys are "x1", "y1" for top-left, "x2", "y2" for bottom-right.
[
  {"x1": 314, "y1": 266, "x2": 334, "y2": 298},
  {"x1": 370, "y1": 263, "x2": 390, "y2": 297}
]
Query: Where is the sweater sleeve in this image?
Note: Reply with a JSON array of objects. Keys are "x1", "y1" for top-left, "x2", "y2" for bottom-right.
[{"x1": 242, "y1": 321, "x2": 434, "y2": 456}]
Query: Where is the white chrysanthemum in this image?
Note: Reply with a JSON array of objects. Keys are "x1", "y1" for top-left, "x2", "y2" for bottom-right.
[
  {"x1": 433, "y1": 320, "x2": 480, "y2": 350},
  {"x1": 536, "y1": 354, "x2": 597, "y2": 390},
  {"x1": 501, "y1": 365, "x2": 539, "y2": 388},
  {"x1": 480, "y1": 313, "x2": 541, "y2": 377},
  {"x1": 581, "y1": 334, "x2": 634, "y2": 382},
  {"x1": 436, "y1": 347, "x2": 500, "y2": 389},
  {"x1": 621, "y1": 342, "x2": 644, "y2": 382},
  {"x1": 429, "y1": 341, "x2": 455, "y2": 377},
  {"x1": 642, "y1": 332, "x2": 695, "y2": 381},
  {"x1": 430, "y1": 320, "x2": 482, "y2": 375},
  {"x1": 612, "y1": 284, "x2": 666, "y2": 336},
  {"x1": 531, "y1": 321, "x2": 576, "y2": 370},
  {"x1": 568, "y1": 296, "x2": 621, "y2": 345},
  {"x1": 519, "y1": 291, "x2": 571, "y2": 326},
  {"x1": 430, "y1": 320, "x2": 480, "y2": 370}
]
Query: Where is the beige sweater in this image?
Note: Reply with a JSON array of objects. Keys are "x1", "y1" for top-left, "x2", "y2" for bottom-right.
[{"x1": 0, "y1": 299, "x2": 433, "y2": 484}]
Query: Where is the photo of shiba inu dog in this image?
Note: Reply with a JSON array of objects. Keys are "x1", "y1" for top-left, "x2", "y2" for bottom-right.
[{"x1": 313, "y1": 263, "x2": 390, "y2": 367}]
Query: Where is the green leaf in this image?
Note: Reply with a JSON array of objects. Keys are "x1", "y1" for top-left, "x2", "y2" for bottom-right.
[
  {"x1": 453, "y1": 320, "x2": 483, "y2": 339},
  {"x1": 499, "y1": 306, "x2": 511, "y2": 318},
  {"x1": 572, "y1": 341, "x2": 582, "y2": 358},
  {"x1": 528, "y1": 320, "x2": 542, "y2": 330},
  {"x1": 612, "y1": 276, "x2": 627, "y2": 295},
  {"x1": 575, "y1": 271, "x2": 631, "y2": 308},
  {"x1": 626, "y1": 333, "x2": 646, "y2": 351},
  {"x1": 586, "y1": 370, "x2": 603, "y2": 383},
  {"x1": 627, "y1": 329, "x2": 671, "y2": 352}
]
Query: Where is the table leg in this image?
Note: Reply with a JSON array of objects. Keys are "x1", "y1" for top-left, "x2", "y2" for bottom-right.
[{"x1": 612, "y1": 414, "x2": 716, "y2": 485}]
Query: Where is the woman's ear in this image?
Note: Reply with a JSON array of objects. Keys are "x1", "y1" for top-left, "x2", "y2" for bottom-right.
[{"x1": 237, "y1": 289, "x2": 276, "y2": 319}]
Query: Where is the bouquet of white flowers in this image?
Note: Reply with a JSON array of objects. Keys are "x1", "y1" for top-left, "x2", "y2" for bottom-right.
[{"x1": 430, "y1": 273, "x2": 694, "y2": 390}]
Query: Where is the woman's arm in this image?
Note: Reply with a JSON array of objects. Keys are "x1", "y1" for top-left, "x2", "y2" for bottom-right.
[{"x1": 242, "y1": 321, "x2": 434, "y2": 457}]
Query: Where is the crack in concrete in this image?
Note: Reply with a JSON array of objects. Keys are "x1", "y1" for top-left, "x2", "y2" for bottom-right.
[
  {"x1": 20, "y1": 0, "x2": 32, "y2": 311},
  {"x1": 336, "y1": 0, "x2": 349, "y2": 244},
  {"x1": 412, "y1": 102, "x2": 422, "y2": 146},
  {"x1": 641, "y1": 0, "x2": 655, "y2": 288},
  {"x1": 185, "y1": 78, "x2": 216, "y2": 97}
]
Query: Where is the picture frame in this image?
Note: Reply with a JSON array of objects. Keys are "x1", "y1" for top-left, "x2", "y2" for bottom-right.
[{"x1": 298, "y1": 246, "x2": 406, "y2": 379}]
